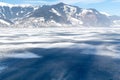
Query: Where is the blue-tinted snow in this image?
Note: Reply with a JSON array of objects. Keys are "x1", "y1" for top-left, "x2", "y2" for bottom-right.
[{"x1": 0, "y1": 28, "x2": 120, "y2": 80}]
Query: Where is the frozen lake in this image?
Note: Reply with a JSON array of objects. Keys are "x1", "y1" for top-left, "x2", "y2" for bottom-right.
[{"x1": 0, "y1": 28, "x2": 120, "y2": 80}]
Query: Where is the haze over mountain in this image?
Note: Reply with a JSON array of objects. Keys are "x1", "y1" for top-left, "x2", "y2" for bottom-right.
[{"x1": 0, "y1": 2, "x2": 120, "y2": 27}]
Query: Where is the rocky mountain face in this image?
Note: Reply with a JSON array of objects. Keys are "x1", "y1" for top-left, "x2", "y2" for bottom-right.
[
  {"x1": 0, "y1": 6, "x2": 34, "y2": 20},
  {"x1": 0, "y1": 2, "x2": 37, "y2": 27},
  {"x1": 0, "y1": 2, "x2": 119, "y2": 27}
]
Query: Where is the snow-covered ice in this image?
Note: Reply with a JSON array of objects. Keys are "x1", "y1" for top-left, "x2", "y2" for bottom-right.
[
  {"x1": 0, "y1": 28, "x2": 120, "y2": 59},
  {"x1": 0, "y1": 27, "x2": 120, "y2": 80}
]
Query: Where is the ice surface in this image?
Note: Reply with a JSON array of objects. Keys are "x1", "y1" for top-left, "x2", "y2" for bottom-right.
[
  {"x1": 0, "y1": 52, "x2": 41, "y2": 59},
  {"x1": 0, "y1": 28, "x2": 120, "y2": 59},
  {"x1": 0, "y1": 27, "x2": 120, "y2": 80}
]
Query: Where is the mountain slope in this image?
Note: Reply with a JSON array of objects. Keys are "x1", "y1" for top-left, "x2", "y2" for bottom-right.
[
  {"x1": 29, "y1": 3, "x2": 111, "y2": 27},
  {"x1": 0, "y1": 2, "x2": 119, "y2": 27}
]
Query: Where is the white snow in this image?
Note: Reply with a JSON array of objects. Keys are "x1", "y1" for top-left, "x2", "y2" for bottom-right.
[
  {"x1": 16, "y1": 13, "x2": 19, "y2": 16},
  {"x1": 50, "y1": 8, "x2": 61, "y2": 16},
  {"x1": 0, "y1": 2, "x2": 13, "y2": 7},
  {"x1": 81, "y1": 9, "x2": 93, "y2": 15},
  {"x1": 113, "y1": 20, "x2": 120, "y2": 27},
  {"x1": 100, "y1": 12, "x2": 111, "y2": 16},
  {"x1": 0, "y1": 28, "x2": 120, "y2": 59},
  {"x1": 63, "y1": 5, "x2": 77, "y2": 16},
  {"x1": 21, "y1": 11, "x2": 24, "y2": 13},
  {"x1": 0, "y1": 52, "x2": 41, "y2": 59},
  {"x1": 68, "y1": 17, "x2": 83, "y2": 25},
  {"x1": 0, "y1": 2, "x2": 32, "y2": 8},
  {"x1": 0, "y1": 19, "x2": 10, "y2": 25}
]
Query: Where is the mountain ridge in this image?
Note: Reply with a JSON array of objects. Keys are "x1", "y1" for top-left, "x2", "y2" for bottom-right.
[{"x1": 0, "y1": 2, "x2": 119, "y2": 27}]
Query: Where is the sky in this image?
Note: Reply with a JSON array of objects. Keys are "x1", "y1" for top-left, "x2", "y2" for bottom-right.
[{"x1": 0, "y1": 0, "x2": 120, "y2": 16}]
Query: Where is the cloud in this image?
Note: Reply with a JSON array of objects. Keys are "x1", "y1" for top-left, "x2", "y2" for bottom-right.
[
  {"x1": 112, "y1": 0, "x2": 120, "y2": 2},
  {"x1": 21, "y1": 0, "x2": 106, "y2": 5},
  {"x1": 58, "y1": 0, "x2": 105, "y2": 4},
  {"x1": 23, "y1": 0, "x2": 55, "y2": 4}
]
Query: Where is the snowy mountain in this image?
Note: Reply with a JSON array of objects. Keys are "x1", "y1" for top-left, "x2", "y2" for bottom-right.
[
  {"x1": 0, "y1": 2, "x2": 38, "y2": 27},
  {"x1": 0, "y1": 3, "x2": 36, "y2": 20},
  {"x1": 0, "y1": 19, "x2": 10, "y2": 27},
  {"x1": 110, "y1": 15, "x2": 120, "y2": 27},
  {"x1": 0, "y1": 2, "x2": 119, "y2": 27},
  {"x1": 30, "y1": 3, "x2": 111, "y2": 27}
]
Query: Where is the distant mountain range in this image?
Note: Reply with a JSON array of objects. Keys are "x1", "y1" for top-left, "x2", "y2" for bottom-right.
[{"x1": 0, "y1": 2, "x2": 120, "y2": 27}]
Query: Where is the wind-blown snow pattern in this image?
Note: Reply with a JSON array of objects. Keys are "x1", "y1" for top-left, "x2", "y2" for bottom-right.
[
  {"x1": 0, "y1": 19, "x2": 10, "y2": 25},
  {"x1": 0, "y1": 28, "x2": 120, "y2": 80}
]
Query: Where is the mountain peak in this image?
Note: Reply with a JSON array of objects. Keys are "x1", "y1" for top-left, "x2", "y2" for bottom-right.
[
  {"x1": 0, "y1": 2, "x2": 115, "y2": 27},
  {"x1": 55, "y1": 2, "x2": 67, "y2": 6},
  {"x1": 0, "y1": 2, "x2": 32, "y2": 7},
  {"x1": 0, "y1": 2, "x2": 13, "y2": 7}
]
